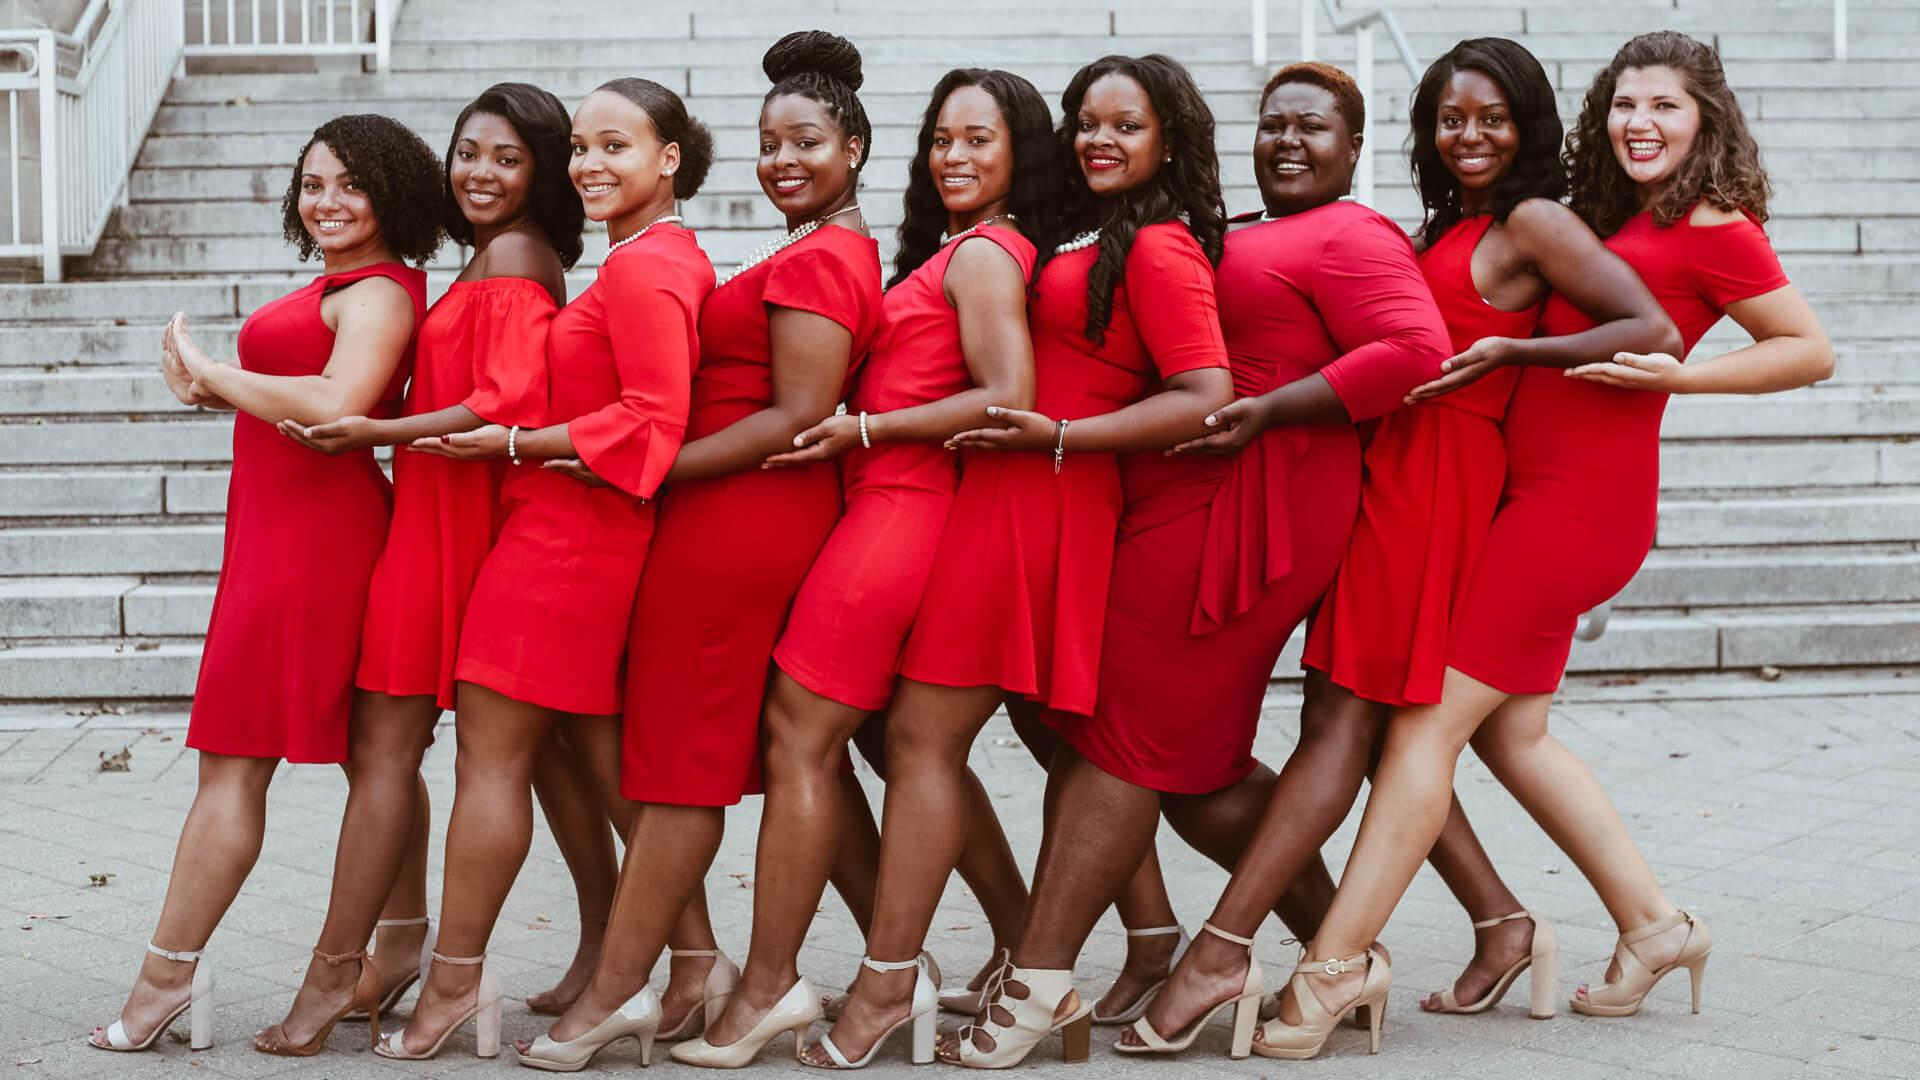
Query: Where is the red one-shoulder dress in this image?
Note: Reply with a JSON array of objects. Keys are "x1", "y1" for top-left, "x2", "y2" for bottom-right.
[
  {"x1": 1302, "y1": 213, "x2": 1545, "y2": 706},
  {"x1": 187, "y1": 262, "x2": 426, "y2": 763},
  {"x1": 622, "y1": 225, "x2": 882, "y2": 806},
  {"x1": 1449, "y1": 207, "x2": 1790, "y2": 691},
  {"x1": 899, "y1": 221, "x2": 1229, "y2": 717},
  {"x1": 455, "y1": 225, "x2": 712, "y2": 716},
  {"x1": 1056, "y1": 203, "x2": 1449, "y2": 792},
  {"x1": 774, "y1": 225, "x2": 1039, "y2": 711},
  {"x1": 356, "y1": 277, "x2": 555, "y2": 709}
]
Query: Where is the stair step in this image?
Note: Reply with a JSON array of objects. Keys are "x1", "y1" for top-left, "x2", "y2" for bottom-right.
[
  {"x1": 0, "y1": 641, "x2": 203, "y2": 701},
  {"x1": 0, "y1": 280, "x2": 242, "y2": 324},
  {"x1": 1658, "y1": 490, "x2": 1920, "y2": 547},
  {"x1": 1618, "y1": 546, "x2": 1920, "y2": 608},
  {"x1": 0, "y1": 524, "x2": 225, "y2": 575},
  {"x1": 0, "y1": 419, "x2": 234, "y2": 465},
  {"x1": 0, "y1": 577, "x2": 144, "y2": 637},
  {"x1": 1662, "y1": 386, "x2": 1920, "y2": 439}
]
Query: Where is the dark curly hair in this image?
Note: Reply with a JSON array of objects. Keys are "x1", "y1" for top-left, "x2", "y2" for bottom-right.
[
  {"x1": 763, "y1": 30, "x2": 872, "y2": 171},
  {"x1": 1410, "y1": 38, "x2": 1567, "y2": 248},
  {"x1": 890, "y1": 68, "x2": 1061, "y2": 288},
  {"x1": 594, "y1": 77, "x2": 715, "y2": 201},
  {"x1": 1039, "y1": 54, "x2": 1225, "y2": 345},
  {"x1": 1263, "y1": 61, "x2": 1365, "y2": 136},
  {"x1": 442, "y1": 83, "x2": 585, "y2": 270},
  {"x1": 1566, "y1": 30, "x2": 1770, "y2": 237},
  {"x1": 280, "y1": 114, "x2": 443, "y2": 265}
]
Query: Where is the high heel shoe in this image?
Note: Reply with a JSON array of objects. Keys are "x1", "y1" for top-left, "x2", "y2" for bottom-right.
[
  {"x1": 1093, "y1": 924, "x2": 1191, "y2": 1025},
  {"x1": 657, "y1": 948, "x2": 742, "y2": 1041},
  {"x1": 939, "y1": 964, "x2": 1092, "y2": 1068},
  {"x1": 937, "y1": 947, "x2": 1007, "y2": 1016},
  {"x1": 1570, "y1": 909, "x2": 1710, "y2": 1017},
  {"x1": 1251, "y1": 944, "x2": 1389, "y2": 1060},
  {"x1": 1423, "y1": 910, "x2": 1559, "y2": 1020},
  {"x1": 670, "y1": 975, "x2": 822, "y2": 1067},
  {"x1": 255, "y1": 947, "x2": 381, "y2": 1055},
  {"x1": 826, "y1": 951, "x2": 939, "y2": 1020},
  {"x1": 90, "y1": 942, "x2": 216, "y2": 1052},
  {"x1": 347, "y1": 916, "x2": 435, "y2": 1021},
  {"x1": 514, "y1": 986, "x2": 662, "y2": 1071},
  {"x1": 1116, "y1": 922, "x2": 1262, "y2": 1059},
  {"x1": 373, "y1": 952, "x2": 502, "y2": 1060},
  {"x1": 805, "y1": 954, "x2": 939, "y2": 1068}
]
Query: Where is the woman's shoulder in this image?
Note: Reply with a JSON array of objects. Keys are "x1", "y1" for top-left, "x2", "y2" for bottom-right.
[{"x1": 1127, "y1": 220, "x2": 1210, "y2": 267}]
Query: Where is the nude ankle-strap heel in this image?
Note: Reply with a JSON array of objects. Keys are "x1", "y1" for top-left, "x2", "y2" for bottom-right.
[
  {"x1": 373, "y1": 952, "x2": 501, "y2": 1060},
  {"x1": 656, "y1": 947, "x2": 742, "y2": 1041},
  {"x1": 1423, "y1": 910, "x2": 1559, "y2": 1020},
  {"x1": 804, "y1": 954, "x2": 941, "y2": 1069},
  {"x1": 1092, "y1": 924, "x2": 1191, "y2": 1025},
  {"x1": 1571, "y1": 909, "x2": 1710, "y2": 1017},
  {"x1": 1116, "y1": 921, "x2": 1264, "y2": 1060},
  {"x1": 91, "y1": 943, "x2": 216, "y2": 1052},
  {"x1": 1252, "y1": 945, "x2": 1390, "y2": 1061}
]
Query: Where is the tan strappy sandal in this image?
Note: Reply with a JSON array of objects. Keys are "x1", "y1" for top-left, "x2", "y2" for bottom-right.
[
  {"x1": 1251, "y1": 944, "x2": 1390, "y2": 1060},
  {"x1": 1422, "y1": 910, "x2": 1558, "y2": 1019},
  {"x1": 1571, "y1": 909, "x2": 1710, "y2": 1017},
  {"x1": 255, "y1": 947, "x2": 381, "y2": 1055},
  {"x1": 1115, "y1": 921, "x2": 1262, "y2": 1059}
]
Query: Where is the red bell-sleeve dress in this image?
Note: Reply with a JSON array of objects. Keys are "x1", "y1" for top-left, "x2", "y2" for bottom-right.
[
  {"x1": 1302, "y1": 213, "x2": 1545, "y2": 706},
  {"x1": 1055, "y1": 203, "x2": 1449, "y2": 793},
  {"x1": 454, "y1": 224, "x2": 712, "y2": 716},
  {"x1": 1449, "y1": 206, "x2": 1790, "y2": 691},
  {"x1": 898, "y1": 221, "x2": 1228, "y2": 717},
  {"x1": 774, "y1": 225, "x2": 1039, "y2": 711},
  {"x1": 187, "y1": 263, "x2": 426, "y2": 763},
  {"x1": 621, "y1": 224, "x2": 882, "y2": 806},
  {"x1": 356, "y1": 277, "x2": 555, "y2": 709}
]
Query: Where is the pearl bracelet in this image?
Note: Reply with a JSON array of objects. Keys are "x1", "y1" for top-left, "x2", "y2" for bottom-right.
[
  {"x1": 508, "y1": 425, "x2": 521, "y2": 465},
  {"x1": 858, "y1": 411, "x2": 871, "y2": 449}
]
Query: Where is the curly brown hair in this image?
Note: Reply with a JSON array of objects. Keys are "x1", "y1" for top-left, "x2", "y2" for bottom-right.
[
  {"x1": 281, "y1": 114, "x2": 445, "y2": 265},
  {"x1": 1564, "y1": 31, "x2": 1770, "y2": 237}
]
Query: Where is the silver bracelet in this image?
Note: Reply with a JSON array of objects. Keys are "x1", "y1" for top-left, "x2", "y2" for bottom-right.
[
  {"x1": 508, "y1": 425, "x2": 521, "y2": 465},
  {"x1": 858, "y1": 411, "x2": 871, "y2": 449},
  {"x1": 1053, "y1": 418, "x2": 1070, "y2": 474}
]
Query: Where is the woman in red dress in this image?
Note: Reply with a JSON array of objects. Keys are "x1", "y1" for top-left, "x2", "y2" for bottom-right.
[
  {"x1": 1259, "y1": 31, "x2": 1832, "y2": 1058},
  {"x1": 376, "y1": 78, "x2": 717, "y2": 1061},
  {"x1": 517, "y1": 32, "x2": 883, "y2": 1071},
  {"x1": 88, "y1": 114, "x2": 442, "y2": 1054}
]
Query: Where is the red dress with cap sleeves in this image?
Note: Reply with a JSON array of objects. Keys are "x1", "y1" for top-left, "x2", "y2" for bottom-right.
[
  {"x1": 356, "y1": 277, "x2": 555, "y2": 709},
  {"x1": 622, "y1": 225, "x2": 881, "y2": 806},
  {"x1": 1055, "y1": 203, "x2": 1448, "y2": 792},
  {"x1": 774, "y1": 226, "x2": 1039, "y2": 711},
  {"x1": 899, "y1": 221, "x2": 1227, "y2": 716},
  {"x1": 1449, "y1": 207, "x2": 1790, "y2": 692},
  {"x1": 187, "y1": 263, "x2": 425, "y2": 763},
  {"x1": 1302, "y1": 213, "x2": 1544, "y2": 706},
  {"x1": 455, "y1": 225, "x2": 711, "y2": 716}
]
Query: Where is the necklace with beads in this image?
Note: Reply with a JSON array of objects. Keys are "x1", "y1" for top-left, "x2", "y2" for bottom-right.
[
  {"x1": 1055, "y1": 228, "x2": 1101, "y2": 254},
  {"x1": 942, "y1": 212, "x2": 1017, "y2": 245},
  {"x1": 718, "y1": 203, "x2": 864, "y2": 287},
  {"x1": 606, "y1": 212, "x2": 682, "y2": 257}
]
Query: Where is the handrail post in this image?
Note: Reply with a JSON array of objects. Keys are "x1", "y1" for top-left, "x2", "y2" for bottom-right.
[
  {"x1": 1833, "y1": 0, "x2": 1848, "y2": 61},
  {"x1": 1355, "y1": 22, "x2": 1374, "y2": 207},
  {"x1": 1299, "y1": 0, "x2": 1315, "y2": 62},
  {"x1": 36, "y1": 31, "x2": 60, "y2": 282},
  {"x1": 375, "y1": 0, "x2": 393, "y2": 73}
]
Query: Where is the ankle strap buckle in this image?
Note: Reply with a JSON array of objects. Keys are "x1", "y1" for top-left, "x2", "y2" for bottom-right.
[{"x1": 1322, "y1": 958, "x2": 1349, "y2": 976}]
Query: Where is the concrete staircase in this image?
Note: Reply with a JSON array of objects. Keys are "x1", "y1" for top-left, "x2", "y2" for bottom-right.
[{"x1": 3, "y1": 0, "x2": 1918, "y2": 701}]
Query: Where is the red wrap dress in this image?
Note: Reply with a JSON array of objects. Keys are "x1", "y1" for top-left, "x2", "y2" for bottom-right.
[
  {"x1": 187, "y1": 263, "x2": 426, "y2": 763},
  {"x1": 455, "y1": 224, "x2": 713, "y2": 716},
  {"x1": 774, "y1": 225, "x2": 1039, "y2": 711},
  {"x1": 899, "y1": 221, "x2": 1229, "y2": 717},
  {"x1": 1449, "y1": 207, "x2": 1790, "y2": 691},
  {"x1": 1055, "y1": 203, "x2": 1450, "y2": 793},
  {"x1": 356, "y1": 277, "x2": 555, "y2": 709},
  {"x1": 1302, "y1": 213, "x2": 1545, "y2": 706},
  {"x1": 621, "y1": 225, "x2": 882, "y2": 806}
]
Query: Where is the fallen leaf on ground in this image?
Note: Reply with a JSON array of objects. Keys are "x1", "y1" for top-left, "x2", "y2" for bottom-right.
[{"x1": 99, "y1": 747, "x2": 131, "y2": 772}]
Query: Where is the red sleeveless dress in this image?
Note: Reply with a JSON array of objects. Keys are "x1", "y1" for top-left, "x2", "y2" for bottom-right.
[
  {"x1": 187, "y1": 262, "x2": 426, "y2": 763},
  {"x1": 1056, "y1": 204, "x2": 1448, "y2": 792},
  {"x1": 1449, "y1": 208, "x2": 1789, "y2": 691},
  {"x1": 621, "y1": 225, "x2": 882, "y2": 806},
  {"x1": 1302, "y1": 214, "x2": 1545, "y2": 706},
  {"x1": 356, "y1": 277, "x2": 555, "y2": 708},
  {"x1": 774, "y1": 225, "x2": 1039, "y2": 711}
]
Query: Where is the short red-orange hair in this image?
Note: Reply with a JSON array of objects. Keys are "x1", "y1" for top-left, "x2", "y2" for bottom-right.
[{"x1": 1261, "y1": 61, "x2": 1365, "y2": 135}]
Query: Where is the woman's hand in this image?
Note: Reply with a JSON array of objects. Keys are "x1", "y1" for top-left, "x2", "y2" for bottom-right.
[
  {"x1": 277, "y1": 415, "x2": 379, "y2": 455},
  {"x1": 944, "y1": 405, "x2": 1057, "y2": 452},
  {"x1": 1405, "y1": 336, "x2": 1514, "y2": 403},
  {"x1": 165, "y1": 312, "x2": 217, "y2": 381},
  {"x1": 763, "y1": 412, "x2": 863, "y2": 468},
  {"x1": 159, "y1": 331, "x2": 197, "y2": 406},
  {"x1": 1564, "y1": 350, "x2": 1686, "y2": 391},
  {"x1": 407, "y1": 424, "x2": 510, "y2": 461},
  {"x1": 540, "y1": 457, "x2": 613, "y2": 488},
  {"x1": 1167, "y1": 396, "x2": 1271, "y2": 455}
]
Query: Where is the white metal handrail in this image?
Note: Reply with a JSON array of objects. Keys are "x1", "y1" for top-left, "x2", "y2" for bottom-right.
[{"x1": 185, "y1": 0, "x2": 401, "y2": 74}]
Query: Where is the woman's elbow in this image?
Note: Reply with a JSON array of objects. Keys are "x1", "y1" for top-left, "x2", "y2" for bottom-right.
[{"x1": 981, "y1": 375, "x2": 1036, "y2": 414}]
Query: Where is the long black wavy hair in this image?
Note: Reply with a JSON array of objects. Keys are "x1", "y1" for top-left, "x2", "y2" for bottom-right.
[
  {"x1": 1410, "y1": 37, "x2": 1567, "y2": 248},
  {"x1": 890, "y1": 68, "x2": 1060, "y2": 288},
  {"x1": 763, "y1": 30, "x2": 872, "y2": 172},
  {"x1": 281, "y1": 114, "x2": 443, "y2": 265},
  {"x1": 441, "y1": 83, "x2": 585, "y2": 270},
  {"x1": 1039, "y1": 54, "x2": 1225, "y2": 345}
]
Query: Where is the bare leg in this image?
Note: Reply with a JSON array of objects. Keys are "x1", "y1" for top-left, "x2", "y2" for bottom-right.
[
  {"x1": 89, "y1": 752, "x2": 279, "y2": 1048},
  {"x1": 829, "y1": 768, "x2": 882, "y2": 936},
  {"x1": 1418, "y1": 792, "x2": 1534, "y2": 1010},
  {"x1": 367, "y1": 769, "x2": 433, "y2": 987},
  {"x1": 526, "y1": 730, "x2": 618, "y2": 1015}
]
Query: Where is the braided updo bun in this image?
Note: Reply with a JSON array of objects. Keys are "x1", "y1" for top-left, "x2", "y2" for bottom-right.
[{"x1": 761, "y1": 30, "x2": 872, "y2": 170}]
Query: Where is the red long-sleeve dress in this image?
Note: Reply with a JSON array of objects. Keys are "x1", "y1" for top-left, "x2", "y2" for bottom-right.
[
  {"x1": 1449, "y1": 207, "x2": 1790, "y2": 691},
  {"x1": 774, "y1": 226, "x2": 1039, "y2": 711},
  {"x1": 187, "y1": 263, "x2": 425, "y2": 763},
  {"x1": 454, "y1": 225, "x2": 712, "y2": 716},
  {"x1": 356, "y1": 277, "x2": 555, "y2": 709},
  {"x1": 1302, "y1": 213, "x2": 1545, "y2": 706},
  {"x1": 1055, "y1": 203, "x2": 1449, "y2": 793},
  {"x1": 621, "y1": 225, "x2": 882, "y2": 806},
  {"x1": 898, "y1": 222, "x2": 1228, "y2": 716}
]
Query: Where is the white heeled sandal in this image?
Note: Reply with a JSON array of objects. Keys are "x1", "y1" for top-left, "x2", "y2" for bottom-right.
[
  {"x1": 940, "y1": 963, "x2": 1092, "y2": 1068},
  {"x1": 1423, "y1": 910, "x2": 1559, "y2": 1019},
  {"x1": 937, "y1": 947, "x2": 1007, "y2": 1016},
  {"x1": 1116, "y1": 922, "x2": 1262, "y2": 1059},
  {"x1": 1092, "y1": 924, "x2": 1191, "y2": 1025},
  {"x1": 805, "y1": 954, "x2": 939, "y2": 1069},
  {"x1": 373, "y1": 951, "x2": 502, "y2": 1060},
  {"x1": 91, "y1": 942, "x2": 215, "y2": 1052}
]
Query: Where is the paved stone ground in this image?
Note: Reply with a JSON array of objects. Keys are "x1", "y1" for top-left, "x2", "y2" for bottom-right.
[{"x1": 4, "y1": 671, "x2": 1919, "y2": 1080}]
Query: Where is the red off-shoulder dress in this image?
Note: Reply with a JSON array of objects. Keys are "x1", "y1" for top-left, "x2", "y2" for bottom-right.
[
  {"x1": 774, "y1": 226, "x2": 1039, "y2": 711},
  {"x1": 455, "y1": 225, "x2": 712, "y2": 716},
  {"x1": 1302, "y1": 214, "x2": 1545, "y2": 706},
  {"x1": 1055, "y1": 203, "x2": 1449, "y2": 792},
  {"x1": 188, "y1": 263, "x2": 426, "y2": 763},
  {"x1": 898, "y1": 221, "x2": 1229, "y2": 717},
  {"x1": 621, "y1": 225, "x2": 882, "y2": 806},
  {"x1": 1449, "y1": 207, "x2": 1790, "y2": 691},
  {"x1": 356, "y1": 277, "x2": 555, "y2": 709}
]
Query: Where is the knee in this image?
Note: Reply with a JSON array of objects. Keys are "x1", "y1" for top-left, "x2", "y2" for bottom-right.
[
  {"x1": 883, "y1": 717, "x2": 967, "y2": 779},
  {"x1": 762, "y1": 694, "x2": 856, "y2": 778}
]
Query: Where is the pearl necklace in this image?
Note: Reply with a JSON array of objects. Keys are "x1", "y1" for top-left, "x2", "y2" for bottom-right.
[
  {"x1": 606, "y1": 213, "x2": 682, "y2": 256},
  {"x1": 1054, "y1": 229, "x2": 1101, "y2": 254},
  {"x1": 718, "y1": 203, "x2": 863, "y2": 287},
  {"x1": 941, "y1": 212, "x2": 1016, "y2": 245}
]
